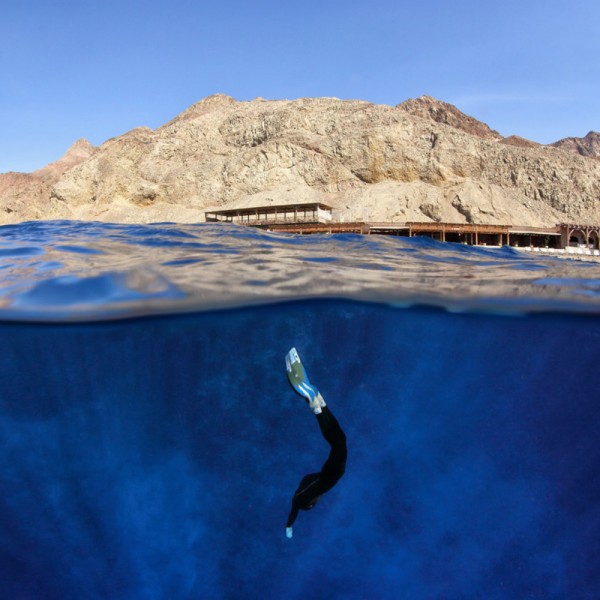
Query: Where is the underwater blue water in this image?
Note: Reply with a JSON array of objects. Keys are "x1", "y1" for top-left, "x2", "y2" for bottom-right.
[{"x1": 1, "y1": 222, "x2": 600, "y2": 599}]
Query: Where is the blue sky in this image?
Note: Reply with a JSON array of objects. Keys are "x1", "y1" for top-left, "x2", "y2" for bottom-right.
[{"x1": 1, "y1": 0, "x2": 598, "y2": 173}]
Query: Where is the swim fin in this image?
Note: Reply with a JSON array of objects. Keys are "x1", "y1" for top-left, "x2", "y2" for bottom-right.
[{"x1": 285, "y1": 347, "x2": 325, "y2": 413}]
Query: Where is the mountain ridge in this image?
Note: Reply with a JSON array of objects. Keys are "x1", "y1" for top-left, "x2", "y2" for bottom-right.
[{"x1": 1, "y1": 95, "x2": 598, "y2": 226}]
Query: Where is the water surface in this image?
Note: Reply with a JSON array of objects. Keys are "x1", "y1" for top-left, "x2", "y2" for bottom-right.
[{"x1": 2, "y1": 221, "x2": 600, "y2": 320}]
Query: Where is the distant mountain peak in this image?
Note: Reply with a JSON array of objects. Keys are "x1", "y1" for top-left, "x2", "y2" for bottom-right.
[
  {"x1": 165, "y1": 94, "x2": 237, "y2": 126},
  {"x1": 500, "y1": 135, "x2": 540, "y2": 149},
  {"x1": 64, "y1": 138, "x2": 95, "y2": 158},
  {"x1": 397, "y1": 95, "x2": 503, "y2": 141},
  {"x1": 33, "y1": 138, "x2": 96, "y2": 179},
  {"x1": 551, "y1": 131, "x2": 600, "y2": 158}
]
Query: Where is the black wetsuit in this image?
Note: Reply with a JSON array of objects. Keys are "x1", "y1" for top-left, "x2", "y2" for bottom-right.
[{"x1": 286, "y1": 406, "x2": 347, "y2": 529}]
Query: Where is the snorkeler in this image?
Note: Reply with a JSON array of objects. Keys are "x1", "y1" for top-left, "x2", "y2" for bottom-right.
[{"x1": 284, "y1": 348, "x2": 347, "y2": 539}]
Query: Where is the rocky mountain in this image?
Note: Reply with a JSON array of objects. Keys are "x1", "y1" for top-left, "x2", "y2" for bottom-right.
[
  {"x1": 33, "y1": 138, "x2": 97, "y2": 180},
  {"x1": 1, "y1": 95, "x2": 599, "y2": 226},
  {"x1": 551, "y1": 131, "x2": 600, "y2": 159},
  {"x1": 0, "y1": 139, "x2": 96, "y2": 220}
]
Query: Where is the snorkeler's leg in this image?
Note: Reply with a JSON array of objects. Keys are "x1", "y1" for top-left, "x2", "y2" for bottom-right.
[
  {"x1": 317, "y1": 407, "x2": 346, "y2": 451},
  {"x1": 317, "y1": 406, "x2": 347, "y2": 482}
]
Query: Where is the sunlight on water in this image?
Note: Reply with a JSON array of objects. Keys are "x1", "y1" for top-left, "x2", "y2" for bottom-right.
[{"x1": 1, "y1": 220, "x2": 600, "y2": 321}]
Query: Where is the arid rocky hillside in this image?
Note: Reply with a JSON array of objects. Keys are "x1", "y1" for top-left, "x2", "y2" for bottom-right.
[{"x1": 0, "y1": 95, "x2": 598, "y2": 226}]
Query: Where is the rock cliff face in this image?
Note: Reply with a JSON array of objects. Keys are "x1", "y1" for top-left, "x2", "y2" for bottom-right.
[{"x1": 1, "y1": 95, "x2": 599, "y2": 226}]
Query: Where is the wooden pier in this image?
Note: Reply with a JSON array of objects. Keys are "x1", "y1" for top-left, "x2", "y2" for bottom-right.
[{"x1": 205, "y1": 203, "x2": 599, "y2": 251}]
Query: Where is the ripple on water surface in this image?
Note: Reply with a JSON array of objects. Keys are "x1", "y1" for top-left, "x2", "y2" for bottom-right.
[{"x1": 1, "y1": 220, "x2": 600, "y2": 321}]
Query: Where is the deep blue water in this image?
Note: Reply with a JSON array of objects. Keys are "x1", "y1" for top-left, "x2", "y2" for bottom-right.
[{"x1": 1, "y1": 222, "x2": 600, "y2": 599}]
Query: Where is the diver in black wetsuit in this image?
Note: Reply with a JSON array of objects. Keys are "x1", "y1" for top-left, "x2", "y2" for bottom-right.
[
  {"x1": 284, "y1": 348, "x2": 347, "y2": 539},
  {"x1": 285, "y1": 405, "x2": 347, "y2": 537}
]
